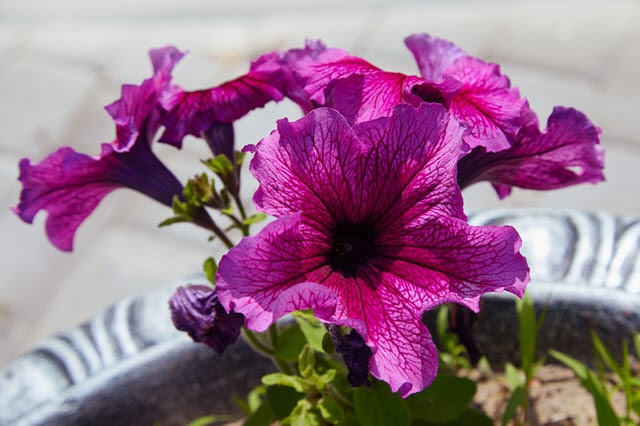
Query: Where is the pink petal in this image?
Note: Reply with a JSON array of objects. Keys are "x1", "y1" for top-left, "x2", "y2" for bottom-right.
[
  {"x1": 159, "y1": 69, "x2": 284, "y2": 147},
  {"x1": 249, "y1": 108, "x2": 367, "y2": 223},
  {"x1": 105, "y1": 46, "x2": 186, "y2": 152},
  {"x1": 458, "y1": 106, "x2": 604, "y2": 196},
  {"x1": 216, "y1": 213, "x2": 338, "y2": 331},
  {"x1": 404, "y1": 33, "x2": 466, "y2": 82}
]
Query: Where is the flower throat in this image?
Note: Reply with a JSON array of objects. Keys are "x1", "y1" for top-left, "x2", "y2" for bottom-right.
[{"x1": 328, "y1": 222, "x2": 378, "y2": 277}]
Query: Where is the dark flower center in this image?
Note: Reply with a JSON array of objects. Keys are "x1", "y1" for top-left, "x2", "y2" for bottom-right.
[{"x1": 328, "y1": 222, "x2": 378, "y2": 277}]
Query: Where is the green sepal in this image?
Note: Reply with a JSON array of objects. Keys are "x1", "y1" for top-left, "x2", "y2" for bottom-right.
[{"x1": 203, "y1": 155, "x2": 234, "y2": 180}]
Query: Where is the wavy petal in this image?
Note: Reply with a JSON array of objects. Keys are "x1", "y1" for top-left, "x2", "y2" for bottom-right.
[
  {"x1": 458, "y1": 106, "x2": 604, "y2": 197},
  {"x1": 13, "y1": 140, "x2": 182, "y2": 251}
]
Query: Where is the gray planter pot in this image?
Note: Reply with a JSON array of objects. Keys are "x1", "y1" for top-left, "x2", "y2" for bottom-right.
[{"x1": 1, "y1": 208, "x2": 639, "y2": 426}]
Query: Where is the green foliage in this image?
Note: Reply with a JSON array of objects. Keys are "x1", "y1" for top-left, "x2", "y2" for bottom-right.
[
  {"x1": 550, "y1": 331, "x2": 640, "y2": 426},
  {"x1": 406, "y1": 374, "x2": 481, "y2": 423},
  {"x1": 202, "y1": 257, "x2": 217, "y2": 285},
  {"x1": 292, "y1": 310, "x2": 328, "y2": 353},
  {"x1": 353, "y1": 381, "x2": 411, "y2": 426},
  {"x1": 435, "y1": 305, "x2": 473, "y2": 371}
]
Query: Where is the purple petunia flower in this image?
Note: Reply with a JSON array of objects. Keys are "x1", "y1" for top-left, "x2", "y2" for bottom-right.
[
  {"x1": 13, "y1": 47, "x2": 186, "y2": 251},
  {"x1": 272, "y1": 35, "x2": 529, "y2": 154},
  {"x1": 106, "y1": 46, "x2": 186, "y2": 152},
  {"x1": 216, "y1": 103, "x2": 529, "y2": 397},
  {"x1": 457, "y1": 106, "x2": 605, "y2": 198},
  {"x1": 158, "y1": 54, "x2": 286, "y2": 155},
  {"x1": 13, "y1": 142, "x2": 183, "y2": 252},
  {"x1": 405, "y1": 33, "x2": 529, "y2": 152},
  {"x1": 169, "y1": 285, "x2": 245, "y2": 355}
]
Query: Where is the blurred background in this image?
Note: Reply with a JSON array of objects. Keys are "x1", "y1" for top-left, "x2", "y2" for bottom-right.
[{"x1": 1, "y1": 0, "x2": 638, "y2": 365}]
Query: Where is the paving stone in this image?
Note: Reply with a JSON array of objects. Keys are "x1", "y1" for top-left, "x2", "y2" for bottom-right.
[
  {"x1": 482, "y1": 1, "x2": 638, "y2": 81},
  {"x1": 0, "y1": 56, "x2": 98, "y2": 157}
]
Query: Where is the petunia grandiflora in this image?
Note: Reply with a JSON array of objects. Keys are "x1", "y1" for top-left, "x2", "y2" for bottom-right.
[
  {"x1": 216, "y1": 103, "x2": 530, "y2": 397},
  {"x1": 13, "y1": 47, "x2": 186, "y2": 251},
  {"x1": 271, "y1": 34, "x2": 603, "y2": 199}
]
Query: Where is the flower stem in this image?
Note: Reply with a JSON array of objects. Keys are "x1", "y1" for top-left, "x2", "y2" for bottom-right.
[{"x1": 192, "y1": 207, "x2": 234, "y2": 249}]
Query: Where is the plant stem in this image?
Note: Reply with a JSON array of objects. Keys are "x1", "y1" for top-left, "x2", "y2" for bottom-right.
[{"x1": 193, "y1": 207, "x2": 234, "y2": 249}]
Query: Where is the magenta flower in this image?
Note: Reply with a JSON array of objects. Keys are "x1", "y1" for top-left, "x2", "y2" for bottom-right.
[
  {"x1": 256, "y1": 40, "x2": 350, "y2": 114},
  {"x1": 106, "y1": 46, "x2": 186, "y2": 152},
  {"x1": 457, "y1": 106, "x2": 605, "y2": 198},
  {"x1": 405, "y1": 33, "x2": 529, "y2": 152},
  {"x1": 158, "y1": 55, "x2": 286, "y2": 156},
  {"x1": 216, "y1": 104, "x2": 529, "y2": 397},
  {"x1": 169, "y1": 285, "x2": 244, "y2": 355},
  {"x1": 13, "y1": 141, "x2": 183, "y2": 251},
  {"x1": 273, "y1": 35, "x2": 529, "y2": 155},
  {"x1": 13, "y1": 47, "x2": 186, "y2": 251}
]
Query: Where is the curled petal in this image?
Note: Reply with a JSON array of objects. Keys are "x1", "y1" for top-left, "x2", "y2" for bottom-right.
[
  {"x1": 169, "y1": 285, "x2": 244, "y2": 355},
  {"x1": 105, "y1": 46, "x2": 186, "y2": 151},
  {"x1": 328, "y1": 326, "x2": 372, "y2": 387},
  {"x1": 257, "y1": 40, "x2": 349, "y2": 113},
  {"x1": 159, "y1": 67, "x2": 284, "y2": 148},
  {"x1": 404, "y1": 33, "x2": 466, "y2": 82},
  {"x1": 458, "y1": 106, "x2": 604, "y2": 197},
  {"x1": 406, "y1": 33, "x2": 529, "y2": 152}
]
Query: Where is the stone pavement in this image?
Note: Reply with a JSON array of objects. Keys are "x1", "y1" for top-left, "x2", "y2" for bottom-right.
[{"x1": 0, "y1": 0, "x2": 639, "y2": 365}]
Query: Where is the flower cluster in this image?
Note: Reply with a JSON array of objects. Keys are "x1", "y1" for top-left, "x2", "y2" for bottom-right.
[{"x1": 14, "y1": 34, "x2": 604, "y2": 398}]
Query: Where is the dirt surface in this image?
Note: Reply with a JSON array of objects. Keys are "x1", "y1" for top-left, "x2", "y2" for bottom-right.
[{"x1": 472, "y1": 364, "x2": 628, "y2": 426}]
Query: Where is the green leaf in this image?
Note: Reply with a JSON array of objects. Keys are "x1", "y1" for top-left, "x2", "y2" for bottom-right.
[
  {"x1": 186, "y1": 414, "x2": 240, "y2": 426},
  {"x1": 288, "y1": 399, "x2": 323, "y2": 426},
  {"x1": 265, "y1": 384, "x2": 304, "y2": 420},
  {"x1": 292, "y1": 310, "x2": 327, "y2": 352},
  {"x1": 298, "y1": 344, "x2": 316, "y2": 379},
  {"x1": 501, "y1": 385, "x2": 528, "y2": 426},
  {"x1": 262, "y1": 373, "x2": 310, "y2": 393},
  {"x1": 322, "y1": 331, "x2": 335, "y2": 354},
  {"x1": 406, "y1": 374, "x2": 477, "y2": 422},
  {"x1": 516, "y1": 293, "x2": 537, "y2": 377},
  {"x1": 591, "y1": 331, "x2": 623, "y2": 377},
  {"x1": 318, "y1": 394, "x2": 345, "y2": 424},
  {"x1": 202, "y1": 257, "x2": 217, "y2": 285},
  {"x1": 354, "y1": 380, "x2": 410, "y2": 426},
  {"x1": 244, "y1": 399, "x2": 276, "y2": 426},
  {"x1": 246, "y1": 385, "x2": 266, "y2": 413},
  {"x1": 550, "y1": 350, "x2": 620, "y2": 426},
  {"x1": 504, "y1": 362, "x2": 523, "y2": 390},
  {"x1": 413, "y1": 408, "x2": 493, "y2": 426},
  {"x1": 243, "y1": 212, "x2": 267, "y2": 226},
  {"x1": 633, "y1": 332, "x2": 640, "y2": 359},
  {"x1": 273, "y1": 323, "x2": 307, "y2": 363}
]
